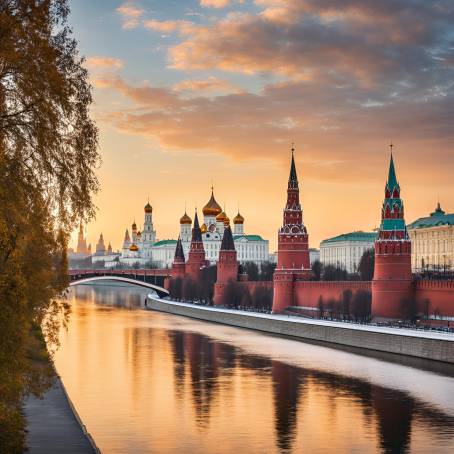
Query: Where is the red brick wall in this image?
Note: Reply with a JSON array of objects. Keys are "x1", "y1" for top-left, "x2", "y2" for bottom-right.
[
  {"x1": 415, "y1": 280, "x2": 454, "y2": 317},
  {"x1": 294, "y1": 281, "x2": 372, "y2": 308}
]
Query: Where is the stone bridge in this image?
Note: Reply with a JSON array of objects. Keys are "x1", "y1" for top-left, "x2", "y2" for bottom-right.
[{"x1": 68, "y1": 269, "x2": 170, "y2": 297}]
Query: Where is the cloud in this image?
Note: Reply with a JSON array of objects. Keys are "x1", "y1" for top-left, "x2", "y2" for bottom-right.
[
  {"x1": 143, "y1": 19, "x2": 195, "y2": 34},
  {"x1": 95, "y1": 74, "x2": 454, "y2": 184},
  {"x1": 86, "y1": 56, "x2": 124, "y2": 70},
  {"x1": 116, "y1": 2, "x2": 144, "y2": 29},
  {"x1": 173, "y1": 76, "x2": 242, "y2": 95},
  {"x1": 168, "y1": 0, "x2": 454, "y2": 89},
  {"x1": 200, "y1": 0, "x2": 231, "y2": 8}
]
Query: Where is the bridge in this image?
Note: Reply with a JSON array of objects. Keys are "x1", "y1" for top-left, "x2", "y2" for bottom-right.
[{"x1": 68, "y1": 269, "x2": 171, "y2": 297}]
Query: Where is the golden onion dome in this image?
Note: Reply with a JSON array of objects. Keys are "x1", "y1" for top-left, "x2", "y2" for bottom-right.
[
  {"x1": 202, "y1": 189, "x2": 222, "y2": 216},
  {"x1": 129, "y1": 243, "x2": 139, "y2": 252},
  {"x1": 180, "y1": 211, "x2": 192, "y2": 225},
  {"x1": 132, "y1": 221, "x2": 137, "y2": 231},
  {"x1": 233, "y1": 212, "x2": 244, "y2": 224},
  {"x1": 144, "y1": 202, "x2": 152, "y2": 213},
  {"x1": 201, "y1": 223, "x2": 207, "y2": 234},
  {"x1": 216, "y1": 211, "x2": 227, "y2": 222}
]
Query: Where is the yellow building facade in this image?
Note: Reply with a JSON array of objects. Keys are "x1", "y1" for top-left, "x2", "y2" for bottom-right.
[{"x1": 407, "y1": 203, "x2": 454, "y2": 271}]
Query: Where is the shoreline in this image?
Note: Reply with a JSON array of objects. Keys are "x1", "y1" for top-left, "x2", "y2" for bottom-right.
[
  {"x1": 146, "y1": 295, "x2": 454, "y2": 365},
  {"x1": 23, "y1": 376, "x2": 100, "y2": 453}
]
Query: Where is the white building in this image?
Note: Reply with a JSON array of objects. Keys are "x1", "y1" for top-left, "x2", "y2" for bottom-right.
[
  {"x1": 179, "y1": 189, "x2": 270, "y2": 265},
  {"x1": 407, "y1": 203, "x2": 454, "y2": 271},
  {"x1": 119, "y1": 202, "x2": 174, "y2": 268},
  {"x1": 319, "y1": 231, "x2": 376, "y2": 273},
  {"x1": 309, "y1": 248, "x2": 320, "y2": 265}
]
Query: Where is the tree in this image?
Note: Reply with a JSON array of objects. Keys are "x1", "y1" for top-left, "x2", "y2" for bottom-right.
[
  {"x1": 351, "y1": 290, "x2": 372, "y2": 322},
  {"x1": 251, "y1": 286, "x2": 273, "y2": 311},
  {"x1": 341, "y1": 289, "x2": 353, "y2": 320},
  {"x1": 222, "y1": 280, "x2": 243, "y2": 308},
  {"x1": 311, "y1": 260, "x2": 322, "y2": 281},
  {"x1": 169, "y1": 277, "x2": 183, "y2": 301},
  {"x1": 259, "y1": 261, "x2": 276, "y2": 281},
  {"x1": 318, "y1": 295, "x2": 325, "y2": 318},
  {"x1": 358, "y1": 249, "x2": 375, "y2": 280},
  {"x1": 199, "y1": 265, "x2": 217, "y2": 304},
  {"x1": 243, "y1": 261, "x2": 259, "y2": 281},
  {"x1": 323, "y1": 265, "x2": 348, "y2": 281},
  {"x1": 0, "y1": 1, "x2": 99, "y2": 449},
  {"x1": 400, "y1": 297, "x2": 418, "y2": 322}
]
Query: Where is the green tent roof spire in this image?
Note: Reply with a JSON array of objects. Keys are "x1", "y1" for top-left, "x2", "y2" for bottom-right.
[
  {"x1": 288, "y1": 144, "x2": 298, "y2": 188},
  {"x1": 387, "y1": 154, "x2": 398, "y2": 192}
]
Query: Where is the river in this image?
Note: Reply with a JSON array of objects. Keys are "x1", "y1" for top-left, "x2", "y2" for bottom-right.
[{"x1": 55, "y1": 283, "x2": 454, "y2": 453}]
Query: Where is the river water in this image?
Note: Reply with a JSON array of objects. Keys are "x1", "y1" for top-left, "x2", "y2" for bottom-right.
[{"x1": 55, "y1": 283, "x2": 454, "y2": 453}]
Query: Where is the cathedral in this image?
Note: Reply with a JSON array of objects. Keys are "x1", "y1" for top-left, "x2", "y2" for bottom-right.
[
  {"x1": 179, "y1": 188, "x2": 269, "y2": 265},
  {"x1": 118, "y1": 192, "x2": 269, "y2": 268}
]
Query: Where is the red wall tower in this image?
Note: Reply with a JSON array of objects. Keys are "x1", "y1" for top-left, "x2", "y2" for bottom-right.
[
  {"x1": 272, "y1": 148, "x2": 312, "y2": 313},
  {"x1": 171, "y1": 236, "x2": 186, "y2": 279},
  {"x1": 372, "y1": 152, "x2": 412, "y2": 320},
  {"x1": 185, "y1": 210, "x2": 207, "y2": 280},
  {"x1": 214, "y1": 225, "x2": 239, "y2": 306}
]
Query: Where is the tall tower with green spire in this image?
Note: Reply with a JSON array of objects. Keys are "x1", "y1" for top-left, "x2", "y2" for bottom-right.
[{"x1": 372, "y1": 148, "x2": 412, "y2": 320}]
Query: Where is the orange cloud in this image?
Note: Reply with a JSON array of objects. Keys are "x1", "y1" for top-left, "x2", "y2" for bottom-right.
[
  {"x1": 143, "y1": 19, "x2": 195, "y2": 34},
  {"x1": 86, "y1": 56, "x2": 124, "y2": 69},
  {"x1": 168, "y1": 0, "x2": 454, "y2": 88},
  {"x1": 173, "y1": 76, "x2": 242, "y2": 95},
  {"x1": 116, "y1": 2, "x2": 144, "y2": 29},
  {"x1": 200, "y1": 0, "x2": 231, "y2": 8}
]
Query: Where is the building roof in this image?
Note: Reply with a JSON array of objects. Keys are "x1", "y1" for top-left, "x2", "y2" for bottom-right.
[
  {"x1": 407, "y1": 203, "x2": 454, "y2": 230},
  {"x1": 321, "y1": 231, "x2": 377, "y2": 244},
  {"x1": 386, "y1": 153, "x2": 399, "y2": 192},
  {"x1": 191, "y1": 211, "x2": 203, "y2": 242},
  {"x1": 221, "y1": 226, "x2": 235, "y2": 251},
  {"x1": 153, "y1": 239, "x2": 177, "y2": 247},
  {"x1": 202, "y1": 188, "x2": 222, "y2": 216},
  {"x1": 233, "y1": 234, "x2": 265, "y2": 242},
  {"x1": 288, "y1": 147, "x2": 298, "y2": 189}
]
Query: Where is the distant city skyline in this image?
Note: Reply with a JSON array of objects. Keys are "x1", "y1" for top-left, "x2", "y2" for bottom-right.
[{"x1": 69, "y1": 0, "x2": 454, "y2": 250}]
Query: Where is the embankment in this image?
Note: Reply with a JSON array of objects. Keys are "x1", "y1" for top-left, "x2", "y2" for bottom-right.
[{"x1": 147, "y1": 296, "x2": 454, "y2": 364}]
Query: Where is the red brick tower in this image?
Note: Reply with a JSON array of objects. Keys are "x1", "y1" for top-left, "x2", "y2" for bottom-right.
[
  {"x1": 214, "y1": 225, "x2": 239, "y2": 306},
  {"x1": 272, "y1": 147, "x2": 312, "y2": 313},
  {"x1": 185, "y1": 210, "x2": 207, "y2": 280},
  {"x1": 171, "y1": 236, "x2": 186, "y2": 279},
  {"x1": 372, "y1": 151, "x2": 412, "y2": 320}
]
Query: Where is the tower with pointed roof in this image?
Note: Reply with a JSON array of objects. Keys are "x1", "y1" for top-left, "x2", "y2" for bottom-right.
[
  {"x1": 171, "y1": 236, "x2": 186, "y2": 279},
  {"x1": 186, "y1": 210, "x2": 207, "y2": 279},
  {"x1": 372, "y1": 150, "x2": 412, "y2": 319},
  {"x1": 76, "y1": 222, "x2": 89, "y2": 254},
  {"x1": 214, "y1": 225, "x2": 239, "y2": 306},
  {"x1": 272, "y1": 147, "x2": 312, "y2": 313}
]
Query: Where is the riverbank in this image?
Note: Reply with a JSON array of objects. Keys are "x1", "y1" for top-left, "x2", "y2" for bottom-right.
[
  {"x1": 23, "y1": 377, "x2": 99, "y2": 454},
  {"x1": 147, "y1": 296, "x2": 454, "y2": 364}
]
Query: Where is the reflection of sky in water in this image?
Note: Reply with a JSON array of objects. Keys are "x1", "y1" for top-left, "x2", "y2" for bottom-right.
[{"x1": 55, "y1": 284, "x2": 454, "y2": 454}]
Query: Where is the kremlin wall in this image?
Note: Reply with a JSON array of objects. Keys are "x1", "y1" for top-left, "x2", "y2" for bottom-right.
[{"x1": 166, "y1": 147, "x2": 454, "y2": 323}]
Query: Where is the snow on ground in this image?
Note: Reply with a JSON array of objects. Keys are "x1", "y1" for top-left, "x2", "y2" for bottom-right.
[{"x1": 147, "y1": 294, "x2": 454, "y2": 342}]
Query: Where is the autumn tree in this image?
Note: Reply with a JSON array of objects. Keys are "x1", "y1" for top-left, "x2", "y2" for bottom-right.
[{"x1": 0, "y1": 1, "x2": 99, "y2": 450}]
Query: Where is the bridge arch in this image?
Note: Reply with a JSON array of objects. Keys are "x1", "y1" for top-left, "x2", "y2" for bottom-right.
[{"x1": 69, "y1": 275, "x2": 169, "y2": 297}]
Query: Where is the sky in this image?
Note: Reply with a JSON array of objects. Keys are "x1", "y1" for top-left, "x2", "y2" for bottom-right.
[{"x1": 69, "y1": 0, "x2": 454, "y2": 252}]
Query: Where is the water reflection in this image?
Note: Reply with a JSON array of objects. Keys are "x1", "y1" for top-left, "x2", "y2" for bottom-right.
[{"x1": 56, "y1": 284, "x2": 454, "y2": 454}]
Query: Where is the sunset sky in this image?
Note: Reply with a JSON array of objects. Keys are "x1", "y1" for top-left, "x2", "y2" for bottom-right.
[{"x1": 69, "y1": 0, "x2": 454, "y2": 251}]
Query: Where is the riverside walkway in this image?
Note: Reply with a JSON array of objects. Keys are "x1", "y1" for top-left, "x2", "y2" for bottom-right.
[{"x1": 24, "y1": 378, "x2": 98, "y2": 454}]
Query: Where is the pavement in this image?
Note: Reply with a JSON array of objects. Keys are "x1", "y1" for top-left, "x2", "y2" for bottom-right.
[{"x1": 23, "y1": 378, "x2": 98, "y2": 454}]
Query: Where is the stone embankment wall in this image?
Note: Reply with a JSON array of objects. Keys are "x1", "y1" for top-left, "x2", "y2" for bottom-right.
[{"x1": 148, "y1": 297, "x2": 454, "y2": 364}]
